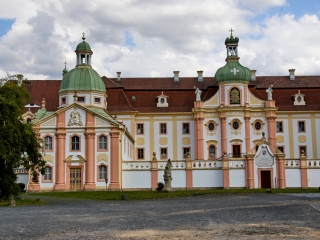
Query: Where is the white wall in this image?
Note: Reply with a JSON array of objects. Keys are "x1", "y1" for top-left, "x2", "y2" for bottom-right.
[
  {"x1": 285, "y1": 169, "x2": 301, "y2": 187},
  {"x1": 229, "y1": 169, "x2": 246, "y2": 187},
  {"x1": 193, "y1": 170, "x2": 223, "y2": 187},
  {"x1": 308, "y1": 169, "x2": 320, "y2": 187},
  {"x1": 122, "y1": 171, "x2": 151, "y2": 189},
  {"x1": 171, "y1": 170, "x2": 186, "y2": 188}
]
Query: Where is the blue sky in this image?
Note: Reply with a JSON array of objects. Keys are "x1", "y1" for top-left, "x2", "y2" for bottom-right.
[{"x1": 0, "y1": 0, "x2": 320, "y2": 79}]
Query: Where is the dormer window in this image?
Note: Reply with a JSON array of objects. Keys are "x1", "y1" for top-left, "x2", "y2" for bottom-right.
[
  {"x1": 94, "y1": 97, "x2": 101, "y2": 104},
  {"x1": 293, "y1": 90, "x2": 305, "y2": 105},
  {"x1": 157, "y1": 92, "x2": 169, "y2": 107},
  {"x1": 78, "y1": 97, "x2": 85, "y2": 102},
  {"x1": 61, "y1": 97, "x2": 66, "y2": 104}
]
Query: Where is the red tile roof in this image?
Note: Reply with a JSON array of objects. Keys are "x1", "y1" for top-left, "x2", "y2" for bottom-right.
[{"x1": 23, "y1": 75, "x2": 320, "y2": 113}]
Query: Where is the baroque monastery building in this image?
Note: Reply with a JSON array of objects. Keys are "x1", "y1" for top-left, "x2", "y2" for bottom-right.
[{"x1": 21, "y1": 32, "x2": 320, "y2": 191}]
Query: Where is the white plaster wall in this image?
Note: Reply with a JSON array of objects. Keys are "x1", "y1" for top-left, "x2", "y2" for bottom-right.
[
  {"x1": 250, "y1": 116, "x2": 267, "y2": 150},
  {"x1": 203, "y1": 117, "x2": 221, "y2": 159},
  {"x1": 154, "y1": 121, "x2": 173, "y2": 160},
  {"x1": 177, "y1": 120, "x2": 195, "y2": 160},
  {"x1": 276, "y1": 117, "x2": 289, "y2": 157},
  {"x1": 226, "y1": 116, "x2": 245, "y2": 154},
  {"x1": 171, "y1": 170, "x2": 186, "y2": 188},
  {"x1": 285, "y1": 169, "x2": 301, "y2": 187},
  {"x1": 16, "y1": 175, "x2": 29, "y2": 188},
  {"x1": 65, "y1": 132, "x2": 85, "y2": 157},
  {"x1": 308, "y1": 169, "x2": 320, "y2": 187},
  {"x1": 229, "y1": 169, "x2": 246, "y2": 187},
  {"x1": 193, "y1": 170, "x2": 223, "y2": 187},
  {"x1": 292, "y1": 118, "x2": 312, "y2": 158},
  {"x1": 315, "y1": 117, "x2": 320, "y2": 158},
  {"x1": 122, "y1": 171, "x2": 151, "y2": 188}
]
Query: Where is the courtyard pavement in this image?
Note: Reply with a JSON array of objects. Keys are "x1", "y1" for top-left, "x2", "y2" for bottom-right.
[{"x1": 0, "y1": 193, "x2": 320, "y2": 239}]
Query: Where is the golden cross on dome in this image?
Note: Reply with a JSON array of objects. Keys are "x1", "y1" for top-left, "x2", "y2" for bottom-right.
[
  {"x1": 229, "y1": 28, "x2": 234, "y2": 37},
  {"x1": 82, "y1": 32, "x2": 86, "y2": 41}
]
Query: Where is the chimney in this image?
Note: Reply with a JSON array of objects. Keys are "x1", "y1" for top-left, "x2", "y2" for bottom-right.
[
  {"x1": 197, "y1": 70, "x2": 203, "y2": 82},
  {"x1": 173, "y1": 71, "x2": 179, "y2": 82},
  {"x1": 251, "y1": 70, "x2": 256, "y2": 81},
  {"x1": 289, "y1": 69, "x2": 295, "y2": 80},
  {"x1": 116, "y1": 72, "x2": 121, "y2": 81}
]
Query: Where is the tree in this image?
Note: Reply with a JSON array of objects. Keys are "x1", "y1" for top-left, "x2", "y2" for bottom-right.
[{"x1": 0, "y1": 78, "x2": 46, "y2": 199}]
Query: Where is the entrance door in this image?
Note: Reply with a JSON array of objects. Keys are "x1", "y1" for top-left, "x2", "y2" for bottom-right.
[
  {"x1": 70, "y1": 168, "x2": 81, "y2": 189},
  {"x1": 261, "y1": 170, "x2": 271, "y2": 188}
]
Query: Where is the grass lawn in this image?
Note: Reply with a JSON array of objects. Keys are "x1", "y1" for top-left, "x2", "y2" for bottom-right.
[
  {"x1": 0, "y1": 198, "x2": 44, "y2": 207},
  {"x1": 29, "y1": 188, "x2": 319, "y2": 201}
]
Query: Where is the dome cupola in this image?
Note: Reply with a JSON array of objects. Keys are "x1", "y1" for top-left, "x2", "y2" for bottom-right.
[{"x1": 215, "y1": 29, "x2": 251, "y2": 83}]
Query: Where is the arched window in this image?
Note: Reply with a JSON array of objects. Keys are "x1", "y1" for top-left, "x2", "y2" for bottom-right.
[
  {"x1": 44, "y1": 166, "x2": 52, "y2": 180},
  {"x1": 99, "y1": 165, "x2": 107, "y2": 180},
  {"x1": 99, "y1": 135, "x2": 107, "y2": 150},
  {"x1": 27, "y1": 118, "x2": 31, "y2": 123},
  {"x1": 44, "y1": 136, "x2": 52, "y2": 150},
  {"x1": 230, "y1": 87, "x2": 240, "y2": 104},
  {"x1": 209, "y1": 145, "x2": 216, "y2": 159},
  {"x1": 71, "y1": 136, "x2": 80, "y2": 150}
]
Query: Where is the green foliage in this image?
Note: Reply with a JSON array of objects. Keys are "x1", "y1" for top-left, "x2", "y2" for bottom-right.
[
  {"x1": 17, "y1": 183, "x2": 25, "y2": 191},
  {"x1": 156, "y1": 182, "x2": 164, "y2": 191},
  {"x1": 0, "y1": 80, "x2": 45, "y2": 200}
]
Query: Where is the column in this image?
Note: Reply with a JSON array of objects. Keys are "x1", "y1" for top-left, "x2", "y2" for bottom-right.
[
  {"x1": 276, "y1": 153, "x2": 286, "y2": 189},
  {"x1": 151, "y1": 158, "x2": 158, "y2": 190},
  {"x1": 195, "y1": 117, "x2": 204, "y2": 160},
  {"x1": 222, "y1": 154, "x2": 230, "y2": 188},
  {"x1": 185, "y1": 157, "x2": 193, "y2": 189},
  {"x1": 267, "y1": 116, "x2": 277, "y2": 153},
  {"x1": 109, "y1": 132, "x2": 120, "y2": 190},
  {"x1": 244, "y1": 117, "x2": 251, "y2": 153},
  {"x1": 84, "y1": 132, "x2": 96, "y2": 189},
  {"x1": 220, "y1": 116, "x2": 227, "y2": 155},
  {"x1": 245, "y1": 154, "x2": 255, "y2": 189},
  {"x1": 299, "y1": 152, "x2": 308, "y2": 188},
  {"x1": 54, "y1": 132, "x2": 66, "y2": 190}
]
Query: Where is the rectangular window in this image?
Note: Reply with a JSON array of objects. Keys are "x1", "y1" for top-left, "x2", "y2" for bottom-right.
[
  {"x1": 276, "y1": 121, "x2": 283, "y2": 132},
  {"x1": 183, "y1": 123, "x2": 190, "y2": 134},
  {"x1": 61, "y1": 97, "x2": 66, "y2": 104},
  {"x1": 78, "y1": 97, "x2": 85, "y2": 102},
  {"x1": 183, "y1": 147, "x2": 190, "y2": 158},
  {"x1": 299, "y1": 146, "x2": 307, "y2": 157},
  {"x1": 99, "y1": 135, "x2": 107, "y2": 150},
  {"x1": 44, "y1": 136, "x2": 52, "y2": 150},
  {"x1": 71, "y1": 136, "x2": 80, "y2": 150},
  {"x1": 160, "y1": 123, "x2": 167, "y2": 134},
  {"x1": 232, "y1": 145, "x2": 241, "y2": 158},
  {"x1": 277, "y1": 146, "x2": 284, "y2": 154},
  {"x1": 99, "y1": 165, "x2": 107, "y2": 180},
  {"x1": 44, "y1": 166, "x2": 52, "y2": 181},
  {"x1": 137, "y1": 124, "x2": 144, "y2": 134},
  {"x1": 160, "y1": 148, "x2": 167, "y2": 159},
  {"x1": 137, "y1": 148, "x2": 144, "y2": 159},
  {"x1": 298, "y1": 121, "x2": 305, "y2": 132},
  {"x1": 94, "y1": 97, "x2": 101, "y2": 103}
]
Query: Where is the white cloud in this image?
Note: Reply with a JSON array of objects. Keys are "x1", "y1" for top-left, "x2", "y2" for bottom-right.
[{"x1": 0, "y1": 0, "x2": 319, "y2": 79}]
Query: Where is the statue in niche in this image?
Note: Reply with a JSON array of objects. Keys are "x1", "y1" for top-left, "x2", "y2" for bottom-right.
[
  {"x1": 194, "y1": 87, "x2": 202, "y2": 102},
  {"x1": 266, "y1": 84, "x2": 273, "y2": 100},
  {"x1": 68, "y1": 107, "x2": 83, "y2": 126},
  {"x1": 163, "y1": 159, "x2": 173, "y2": 192}
]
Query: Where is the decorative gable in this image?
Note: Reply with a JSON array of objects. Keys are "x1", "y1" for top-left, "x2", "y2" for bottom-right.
[
  {"x1": 293, "y1": 90, "x2": 305, "y2": 105},
  {"x1": 156, "y1": 92, "x2": 169, "y2": 107}
]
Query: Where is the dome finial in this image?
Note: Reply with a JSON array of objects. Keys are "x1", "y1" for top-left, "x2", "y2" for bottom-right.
[
  {"x1": 229, "y1": 28, "x2": 234, "y2": 37},
  {"x1": 82, "y1": 32, "x2": 86, "y2": 41}
]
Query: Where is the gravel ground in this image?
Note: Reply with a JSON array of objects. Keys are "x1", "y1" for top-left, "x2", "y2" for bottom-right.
[{"x1": 0, "y1": 193, "x2": 320, "y2": 239}]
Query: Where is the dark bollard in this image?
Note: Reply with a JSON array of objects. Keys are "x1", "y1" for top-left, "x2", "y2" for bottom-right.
[{"x1": 121, "y1": 194, "x2": 128, "y2": 200}]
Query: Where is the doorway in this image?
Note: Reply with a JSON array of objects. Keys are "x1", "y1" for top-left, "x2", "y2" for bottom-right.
[
  {"x1": 260, "y1": 170, "x2": 271, "y2": 188},
  {"x1": 70, "y1": 168, "x2": 81, "y2": 189}
]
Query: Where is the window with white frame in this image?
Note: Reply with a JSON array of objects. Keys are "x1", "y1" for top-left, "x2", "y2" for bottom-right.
[
  {"x1": 183, "y1": 123, "x2": 190, "y2": 134},
  {"x1": 44, "y1": 166, "x2": 52, "y2": 181},
  {"x1": 71, "y1": 136, "x2": 80, "y2": 150},
  {"x1": 137, "y1": 124, "x2": 144, "y2": 134},
  {"x1": 99, "y1": 165, "x2": 107, "y2": 180},
  {"x1": 209, "y1": 145, "x2": 215, "y2": 159},
  {"x1": 160, "y1": 123, "x2": 167, "y2": 134},
  {"x1": 99, "y1": 135, "x2": 107, "y2": 150},
  {"x1": 44, "y1": 136, "x2": 52, "y2": 150}
]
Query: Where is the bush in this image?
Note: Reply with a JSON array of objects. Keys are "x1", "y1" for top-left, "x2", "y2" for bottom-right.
[
  {"x1": 17, "y1": 183, "x2": 25, "y2": 192},
  {"x1": 156, "y1": 182, "x2": 164, "y2": 192}
]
